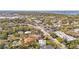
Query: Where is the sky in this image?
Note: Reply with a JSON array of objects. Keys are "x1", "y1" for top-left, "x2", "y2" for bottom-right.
[{"x1": 0, "y1": 0, "x2": 79, "y2": 10}]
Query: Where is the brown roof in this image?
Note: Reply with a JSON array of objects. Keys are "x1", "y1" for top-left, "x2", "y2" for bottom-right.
[{"x1": 23, "y1": 35, "x2": 39, "y2": 44}]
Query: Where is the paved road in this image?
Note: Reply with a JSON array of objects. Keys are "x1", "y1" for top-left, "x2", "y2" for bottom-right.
[{"x1": 27, "y1": 24, "x2": 66, "y2": 49}]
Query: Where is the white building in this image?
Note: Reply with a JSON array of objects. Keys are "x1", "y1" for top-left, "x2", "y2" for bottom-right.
[
  {"x1": 54, "y1": 31, "x2": 76, "y2": 41},
  {"x1": 38, "y1": 39, "x2": 46, "y2": 47},
  {"x1": 25, "y1": 31, "x2": 31, "y2": 34},
  {"x1": 73, "y1": 28, "x2": 79, "y2": 33}
]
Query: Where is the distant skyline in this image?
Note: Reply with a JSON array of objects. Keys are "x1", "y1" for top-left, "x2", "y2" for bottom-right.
[{"x1": 0, "y1": 10, "x2": 79, "y2": 15}]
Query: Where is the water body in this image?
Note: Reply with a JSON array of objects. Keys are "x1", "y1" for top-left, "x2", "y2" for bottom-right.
[{"x1": 46, "y1": 11, "x2": 79, "y2": 15}]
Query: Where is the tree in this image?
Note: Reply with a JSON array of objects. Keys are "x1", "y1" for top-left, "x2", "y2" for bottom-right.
[{"x1": 56, "y1": 37, "x2": 64, "y2": 43}]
